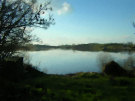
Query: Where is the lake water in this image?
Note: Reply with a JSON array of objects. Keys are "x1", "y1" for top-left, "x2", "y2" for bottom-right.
[{"x1": 24, "y1": 49, "x2": 135, "y2": 74}]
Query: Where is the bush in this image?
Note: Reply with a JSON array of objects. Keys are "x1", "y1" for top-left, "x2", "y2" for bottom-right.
[{"x1": 103, "y1": 61, "x2": 128, "y2": 76}]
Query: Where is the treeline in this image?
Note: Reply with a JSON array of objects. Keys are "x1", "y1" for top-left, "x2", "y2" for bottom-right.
[
  {"x1": 19, "y1": 44, "x2": 58, "y2": 51},
  {"x1": 66, "y1": 43, "x2": 134, "y2": 52},
  {"x1": 21, "y1": 43, "x2": 135, "y2": 52}
]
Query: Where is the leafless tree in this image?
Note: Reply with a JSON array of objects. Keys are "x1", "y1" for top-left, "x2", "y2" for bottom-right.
[{"x1": 0, "y1": 0, "x2": 54, "y2": 61}]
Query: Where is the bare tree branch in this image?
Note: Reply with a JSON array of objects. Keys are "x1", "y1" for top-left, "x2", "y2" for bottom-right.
[{"x1": 0, "y1": 0, "x2": 54, "y2": 61}]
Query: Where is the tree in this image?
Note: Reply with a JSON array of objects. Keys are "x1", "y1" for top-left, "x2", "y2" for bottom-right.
[{"x1": 0, "y1": 0, "x2": 54, "y2": 61}]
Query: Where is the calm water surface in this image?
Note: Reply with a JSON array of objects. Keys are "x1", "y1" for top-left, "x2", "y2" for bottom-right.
[{"x1": 25, "y1": 49, "x2": 135, "y2": 74}]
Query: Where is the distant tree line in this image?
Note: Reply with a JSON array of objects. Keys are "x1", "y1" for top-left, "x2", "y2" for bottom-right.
[{"x1": 21, "y1": 43, "x2": 135, "y2": 52}]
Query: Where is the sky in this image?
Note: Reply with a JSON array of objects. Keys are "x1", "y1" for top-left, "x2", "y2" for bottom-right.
[{"x1": 31, "y1": 0, "x2": 135, "y2": 45}]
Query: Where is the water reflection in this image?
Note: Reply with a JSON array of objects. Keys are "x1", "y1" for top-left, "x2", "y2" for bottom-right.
[{"x1": 25, "y1": 49, "x2": 135, "y2": 74}]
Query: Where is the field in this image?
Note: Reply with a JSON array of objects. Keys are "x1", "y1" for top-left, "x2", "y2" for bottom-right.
[{"x1": 1, "y1": 69, "x2": 135, "y2": 101}]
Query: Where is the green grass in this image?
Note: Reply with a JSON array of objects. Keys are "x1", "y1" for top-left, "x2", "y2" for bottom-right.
[{"x1": 0, "y1": 70, "x2": 135, "y2": 101}]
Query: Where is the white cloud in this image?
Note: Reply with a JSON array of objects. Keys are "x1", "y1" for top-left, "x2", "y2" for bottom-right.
[{"x1": 57, "y1": 2, "x2": 71, "y2": 15}]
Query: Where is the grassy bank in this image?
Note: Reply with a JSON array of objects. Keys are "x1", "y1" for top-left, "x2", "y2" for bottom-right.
[{"x1": 0, "y1": 65, "x2": 135, "y2": 101}]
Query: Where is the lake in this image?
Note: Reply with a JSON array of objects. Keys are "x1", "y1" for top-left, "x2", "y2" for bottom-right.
[{"x1": 24, "y1": 49, "x2": 135, "y2": 74}]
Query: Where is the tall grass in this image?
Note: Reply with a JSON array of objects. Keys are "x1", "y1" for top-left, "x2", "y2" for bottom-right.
[{"x1": 97, "y1": 52, "x2": 113, "y2": 71}]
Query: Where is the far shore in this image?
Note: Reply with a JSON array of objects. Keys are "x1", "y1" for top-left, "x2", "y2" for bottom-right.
[{"x1": 20, "y1": 43, "x2": 135, "y2": 52}]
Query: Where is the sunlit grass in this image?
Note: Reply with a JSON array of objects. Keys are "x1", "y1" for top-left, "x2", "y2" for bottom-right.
[{"x1": 1, "y1": 70, "x2": 135, "y2": 101}]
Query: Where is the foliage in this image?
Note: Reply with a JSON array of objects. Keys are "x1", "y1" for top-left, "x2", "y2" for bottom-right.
[
  {"x1": 0, "y1": 69, "x2": 135, "y2": 101},
  {"x1": 97, "y1": 52, "x2": 113, "y2": 70},
  {"x1": 0, "y1": 0, "x2": 54, "y2": 61},
  {"x1": 103, "y1": 61, "x2": 128, "y2": 76},
  {"x1": 124, "y1": 55, "x2": 135, "y2": 70},
  {"x1": 25, "y1": 43, "x2": 135, "y2": 51}
]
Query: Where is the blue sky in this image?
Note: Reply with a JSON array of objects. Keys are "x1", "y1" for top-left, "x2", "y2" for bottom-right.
[{"x1": 32, "y1": 0, "x2": 135, "y2": 45}]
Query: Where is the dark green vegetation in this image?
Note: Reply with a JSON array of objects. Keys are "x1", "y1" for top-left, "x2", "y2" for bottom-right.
[
  {"x1": 0, "y1": 61, "x2": 135, "y2": 101},
  {"x1": 25, "y1": 43, "x2": 135, "y2": 52},
  {"x1": 1, "y1": 1, "x2": 135, "y2": 100}
]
